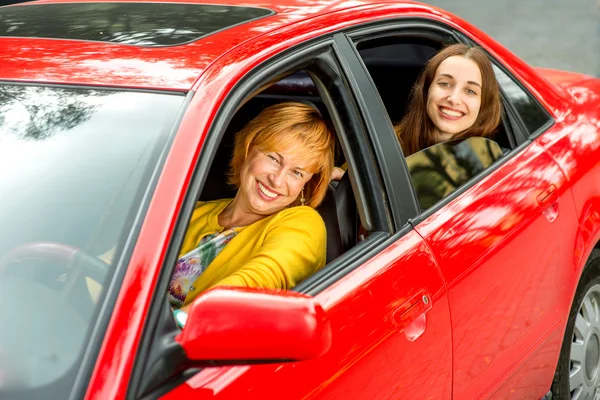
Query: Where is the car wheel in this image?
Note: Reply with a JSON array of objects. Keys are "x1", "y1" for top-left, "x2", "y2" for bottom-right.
[{"x1": 552, "y1": 249, "x2": 600, "y2": 399}]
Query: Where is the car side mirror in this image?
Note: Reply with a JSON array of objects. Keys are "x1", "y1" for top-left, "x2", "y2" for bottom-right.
[{"x1": 175, "y1": 287, "x2": 332, "y2": 363}]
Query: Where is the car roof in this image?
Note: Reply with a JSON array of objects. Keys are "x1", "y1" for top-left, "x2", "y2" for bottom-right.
[{"x1": 0, "y1": 0, "x2": 419, "y2": 91}]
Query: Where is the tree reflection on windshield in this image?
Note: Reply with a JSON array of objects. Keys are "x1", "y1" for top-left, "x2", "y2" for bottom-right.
[{"x1": 0, "y1": 86, "x2": 110, "y2": 141}]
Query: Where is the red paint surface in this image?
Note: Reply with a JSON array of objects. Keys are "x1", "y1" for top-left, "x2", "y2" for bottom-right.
[
  {"x1": 3, "y1": 0, "x2": 598, "y2": 399},
  {"x1": 163, "y1": 231, "x2": 453, "y2": 399}
]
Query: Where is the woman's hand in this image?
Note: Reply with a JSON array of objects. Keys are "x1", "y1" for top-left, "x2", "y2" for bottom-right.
[
  {"x1": 331, "y1": 167, "x2": 345, "y2": 181},
  {"x1": 172, "y1": 304, "x2": 191, "y2": 329}
]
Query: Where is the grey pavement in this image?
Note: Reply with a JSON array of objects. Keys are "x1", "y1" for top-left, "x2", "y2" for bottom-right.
[{"x1": 424, "y1": 0, "x2": 599, "y2": 76}]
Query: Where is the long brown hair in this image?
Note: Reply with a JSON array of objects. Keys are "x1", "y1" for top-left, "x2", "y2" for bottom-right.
[
  {"x1": 394, "y1": 44, "x2": 501, "y2": 156},
  {"x1": 228, "y1": 102, "x2": 335, "y2": 208}
]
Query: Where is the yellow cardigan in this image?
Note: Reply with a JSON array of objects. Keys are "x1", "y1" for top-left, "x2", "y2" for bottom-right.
[{"x1": 180, "y1": 199, "x2": 327, "y2": 306}]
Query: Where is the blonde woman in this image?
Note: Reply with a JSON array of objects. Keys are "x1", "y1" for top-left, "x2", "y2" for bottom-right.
[{"x1": 169, "y1": 102, "x2": 335, "y2": 326}]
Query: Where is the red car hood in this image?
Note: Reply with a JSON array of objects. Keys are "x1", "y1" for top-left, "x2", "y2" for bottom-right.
[
  {"x1": 535, "y1": 67, "x2": 597, "y2": 88},
  {"x1": 535, "y1": 67, "x2": 600, "y2": 108}
]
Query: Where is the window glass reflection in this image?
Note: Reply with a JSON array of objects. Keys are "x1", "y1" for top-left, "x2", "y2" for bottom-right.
[
  {"x1": 493, "y1": 65, "x2": 551, "y2": 134},
  {"x1": 406, "y1": 137, "x2": 504, "y2": 211},
  {"x1": 0, "y1": 3, "x2": 272, "y2": 46}
]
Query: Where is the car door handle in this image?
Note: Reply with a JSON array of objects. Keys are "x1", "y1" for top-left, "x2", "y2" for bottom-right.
[
  {"x1": 537, "y1": 184, "x2": 559, "y2": 222},
  {"x1": 393, "y1": 290, "x2": 432, "y2": 342},
  {"x1": 537, "y1": 184, "x2": 558, "y2": 207}
]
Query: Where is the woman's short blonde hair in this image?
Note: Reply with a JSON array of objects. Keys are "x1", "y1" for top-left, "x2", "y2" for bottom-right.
[{"x1": 228, "y1": 101, "x2": 335, "y2": 208}]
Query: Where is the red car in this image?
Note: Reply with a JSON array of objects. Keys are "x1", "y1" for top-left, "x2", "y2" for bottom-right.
[{"x1": 1, "y1": 1, "x2": 599, "y2": 399}]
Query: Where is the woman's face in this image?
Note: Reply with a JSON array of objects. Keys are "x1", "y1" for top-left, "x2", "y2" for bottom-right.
[
  {"x1": 237, "y1": 141, "x2": 314, "y2": 217},
  {"x1": 426, "y1": 55, "x2": 483, "y2": 142}
]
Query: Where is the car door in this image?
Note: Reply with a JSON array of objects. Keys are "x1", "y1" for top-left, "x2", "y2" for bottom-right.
[
  {"x1": 164, "y1": 230, "x2": 452, "y2": 400},
  {"x1": 410, "y1": 139, "x2": 576, "y2": 399},
  {"x1": 342, "y1": 18, "x2": 581, "y2": 397},
  {"x1": 409, "y1": 63, "x2": 579, "y2": 398},
  {"x1": 148, "y1": 38, "x2": 454, "y2": 400}
]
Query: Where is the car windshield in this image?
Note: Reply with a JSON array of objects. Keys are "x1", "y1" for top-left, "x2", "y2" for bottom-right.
[{"x1": 0, "y1": 85, "x2": 184, "y2": 399}]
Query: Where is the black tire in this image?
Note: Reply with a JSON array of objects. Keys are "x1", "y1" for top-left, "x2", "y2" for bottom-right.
[{"x1": 552, "y1": 248, "x2": 600, "y2": 399}]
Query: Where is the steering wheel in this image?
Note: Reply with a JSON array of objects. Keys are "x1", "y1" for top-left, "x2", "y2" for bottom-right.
[
  {"x1": 0, "y1": 241, "x2": 108, "y2": 283},
  {"x1": 0, "y1": 243, "x2": 102, "y2": 392},
  {"x1": 0, "y1": 241, "x2": 110, "y2": 322}
]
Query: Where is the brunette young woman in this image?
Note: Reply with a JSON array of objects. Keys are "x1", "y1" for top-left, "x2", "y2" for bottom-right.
[
  {"x1": 395, "y1": 43, "x2": 502, "y2": 156},
  {"x1": 329, "y1": 43, "x2": 502, "y2": 181}
]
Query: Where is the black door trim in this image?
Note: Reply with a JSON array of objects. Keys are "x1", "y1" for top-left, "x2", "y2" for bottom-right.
[{"x1": 332, "y1": 32, "x2": 419, "y2": 230}]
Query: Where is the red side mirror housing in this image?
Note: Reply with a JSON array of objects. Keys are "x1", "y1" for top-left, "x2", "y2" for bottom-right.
[{"x1": 175, "y1": 287, "x2": 332, "y2": 363}]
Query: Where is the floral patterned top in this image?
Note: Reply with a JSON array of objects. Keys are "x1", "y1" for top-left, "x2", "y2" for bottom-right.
[{"x1": 168, "y1": 228, "x2": 238, "y2": 308}]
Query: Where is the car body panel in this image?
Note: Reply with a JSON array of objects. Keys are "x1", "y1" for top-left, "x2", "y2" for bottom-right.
[
  {"x1": 0, "y1": 0, "x2": 378, "y2": 90},
  {"x1": 535, "y1": 80, "x2": 600, "y2": 297},
  {"x1": 0, "y1": 9, "x2": 285, "y2": 91},
  {"x1": 162, "y1": 230, "x2": 452, "y2": 399},
  {"x1": 413, "y1": 139, "x2": 578, "y2": 398},
  {"x1": 1, "y1": 0, "x2": 599, "y2": 399},
  {"x1": 535, "y1": 67, "x2": 596, "y2": 88},
  {"x1": 0, "y1": 36, "x2": 208, "y2": 91}
]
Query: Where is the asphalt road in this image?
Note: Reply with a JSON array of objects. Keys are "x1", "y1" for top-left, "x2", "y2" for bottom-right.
[{"x1": 425, "y1": 0, "x2": 599, "y2": 76}]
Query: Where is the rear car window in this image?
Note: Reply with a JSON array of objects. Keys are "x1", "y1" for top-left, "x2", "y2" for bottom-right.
[
  {"x1": 493, "y1": 65, "x2": 552, "y2": 135},
  {"x1": 0, "y1": 84, "x2": 184, "y2": 400},
  {"x1": 0, "y1": 2, "x2": 273, "y2": 47}
]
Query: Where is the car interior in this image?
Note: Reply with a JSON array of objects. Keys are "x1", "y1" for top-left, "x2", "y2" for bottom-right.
[{"x1": 198, "y1": 38, "x2": 515, "y2": 278}]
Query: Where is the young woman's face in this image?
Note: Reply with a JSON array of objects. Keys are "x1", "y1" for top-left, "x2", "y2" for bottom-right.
[
  {"x1": 426, "y1": 55, "x2": 483, "y2": 142},
  {"x1": 237, "y1": 141, "x2": 314, "y2": 217}
]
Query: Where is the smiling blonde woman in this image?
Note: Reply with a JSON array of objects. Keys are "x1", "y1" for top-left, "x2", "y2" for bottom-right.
[{"x1": 168, "y1": 102, "x2": 335, "y2": 318}]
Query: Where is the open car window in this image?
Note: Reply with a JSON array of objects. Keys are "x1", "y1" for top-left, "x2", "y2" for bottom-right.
[
  {"x1": 352, "y1": 36, "x2": 518, "y2": 153},
  {"x1": 406, "y1": 137, "x2": 504, "y2": 211},
  {"x1": 166, "y1": 53, "x2": 391, "y2": 302}
]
